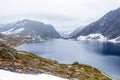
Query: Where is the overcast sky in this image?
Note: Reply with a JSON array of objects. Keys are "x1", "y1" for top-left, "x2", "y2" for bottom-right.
[{"x1": 0, "y1": 0, "x2": 120, "y2": 32}]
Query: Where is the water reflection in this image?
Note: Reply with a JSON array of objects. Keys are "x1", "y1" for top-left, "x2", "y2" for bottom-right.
[{"x1": 84, "y1": 41, "x2": 120, "y2": 56}]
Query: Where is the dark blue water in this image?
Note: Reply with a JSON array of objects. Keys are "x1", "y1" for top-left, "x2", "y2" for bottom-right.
[{"x1": 16, "y1": 39, "x2": 120, "y2": 79}]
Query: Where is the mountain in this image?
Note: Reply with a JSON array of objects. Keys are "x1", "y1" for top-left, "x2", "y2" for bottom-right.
[
  {"x1": 70, "y1": 27, "x2": 84, "y2": 38},
  {"x1": 1, "y1": 19, "x2": 61, "y2": 39},
  {"x1": 0, "y1": 24, "x2": 5, "y2": 32},
  {"x1": 71, "y1": 7, "x2": 120, "y2": 41}
]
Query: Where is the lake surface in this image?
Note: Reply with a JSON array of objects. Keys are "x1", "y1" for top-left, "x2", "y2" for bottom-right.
[{"x1": 16, "y1": 39, "x2": 120, "y2": 79}]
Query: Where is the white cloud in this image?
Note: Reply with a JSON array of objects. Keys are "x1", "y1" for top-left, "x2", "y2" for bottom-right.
[{"x1": 0, "y1": 0, "x2": 120, "y2": 32}]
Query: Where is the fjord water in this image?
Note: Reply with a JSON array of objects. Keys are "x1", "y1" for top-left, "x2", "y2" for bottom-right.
[{"x1": 16, "y1": 39, "x2": 120, "y2": 79}]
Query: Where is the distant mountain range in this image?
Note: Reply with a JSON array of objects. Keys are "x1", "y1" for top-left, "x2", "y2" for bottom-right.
[
  {"x1": 0, "y1": 19, "x2": 61, "y2": 39},
  {"x1": 71, "y1": 7, "x2": 120, "y2": 41},
  {"x1": 1, "y1": 7, "x2": 120, "y2": 42}
]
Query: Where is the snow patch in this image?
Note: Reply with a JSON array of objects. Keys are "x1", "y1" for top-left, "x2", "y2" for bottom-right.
[
  {"x1": 108, "y1": 36, "x2": 120, "y2": 43},
  {"x1": 100, "y1": 23, "x2": 104, "y2": 26},
  {"x1": 2, "y1": 28, "x2": 15, "y2": 34},
  {"x1": 77, "y1": 33, "x2": 107, "y2": 41},
  {"x1": 12, "y1": 27, "x2": 24, "y2": 34},
  {"x1": 77, "y1": 33, "x2": 120, "y2": 43},
  {"x1": 0, "y1": 69, "x2": 68, "y2": 80},
  {"x1": 2, "y1": 27, "x2": 24, "y2": 34}
]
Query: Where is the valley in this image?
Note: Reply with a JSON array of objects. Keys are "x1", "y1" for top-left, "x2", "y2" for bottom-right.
[{"x1": 1, "y1": 7, "x2": 120, "y2": 80}]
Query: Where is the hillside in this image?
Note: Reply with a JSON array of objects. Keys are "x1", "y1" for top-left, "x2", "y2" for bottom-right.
[
  {"x1": 71, "y1": 7, "x2": 120, "y2": 41},
  {"x1": 1, "y1": 19, "x2": 61, "y2": 39},
  {"x1": 0, "y1": 42, "x2": 111, "y2": 80}
]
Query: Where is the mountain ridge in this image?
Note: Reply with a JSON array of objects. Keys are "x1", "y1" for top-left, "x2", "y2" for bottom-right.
[
  {"x1": 71, "y1": 7, "x2": 120, "y2": 41},
  {"x1": 0, "y1": 19, "x2": 61, "y2": 39}
]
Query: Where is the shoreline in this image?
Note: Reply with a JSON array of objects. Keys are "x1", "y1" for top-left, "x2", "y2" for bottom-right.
[{"x1": 100, "y1": 70, "x2": 120, "y2": 80}]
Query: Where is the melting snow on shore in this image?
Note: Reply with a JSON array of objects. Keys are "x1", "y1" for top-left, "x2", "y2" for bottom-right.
[
  {"x1": 0, "y1": 70, "x2": 68, "y2": 80},
  {"x1": 77, "y1": 33, "x2": 107, "y2": 41},
  {"x1": 77, "y1": 33, "x2": 120, "y2": 43}
]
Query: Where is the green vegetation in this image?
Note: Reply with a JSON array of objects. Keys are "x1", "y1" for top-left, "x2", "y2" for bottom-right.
[{"x1": 0, "y1": 42, "x2": 111, "y2": 80}]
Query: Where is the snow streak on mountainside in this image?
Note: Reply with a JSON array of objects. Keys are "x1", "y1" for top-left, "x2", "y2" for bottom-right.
[{"x1": 2, "y1": 27, "x2": 24, "y2": 34}]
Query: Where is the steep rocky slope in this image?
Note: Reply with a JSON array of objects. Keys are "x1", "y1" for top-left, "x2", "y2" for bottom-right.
[{"x1": 71, "y1": 7, "x2": 120, "y2": 41}]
